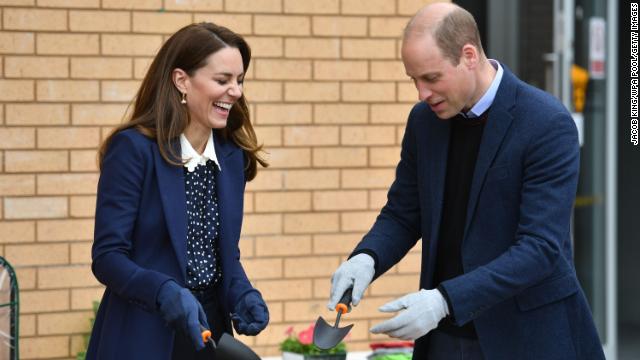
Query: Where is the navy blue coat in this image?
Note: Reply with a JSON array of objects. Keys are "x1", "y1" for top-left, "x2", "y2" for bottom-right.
[
  {"x1": 354, "y1": 67, "x2": 605, "y2": 359},
  {"x1": 87, "y1": 129, "x2": 256, "y2": 359}
]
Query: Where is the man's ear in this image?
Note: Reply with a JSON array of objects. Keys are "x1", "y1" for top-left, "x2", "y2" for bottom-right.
[
  {"x1": 172, "y1": 68, "x2": 189, "y2": 93},
  {"x1": 461, "y1": 44, "x2": 479, "y2": 69}
]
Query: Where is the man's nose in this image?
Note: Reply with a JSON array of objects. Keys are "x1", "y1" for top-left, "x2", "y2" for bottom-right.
[{"x1": 416, "y1": 83, "x2": 432, "y2": 102}]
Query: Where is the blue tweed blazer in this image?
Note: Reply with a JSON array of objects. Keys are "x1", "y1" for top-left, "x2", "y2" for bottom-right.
[{"x1": 354, "y1": 66, "x2": 605, "y2": 359}]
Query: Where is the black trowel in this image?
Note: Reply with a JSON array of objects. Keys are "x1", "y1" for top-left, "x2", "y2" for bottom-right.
[{"x1": 313, "y1": 288, "x2": 354, "y2": 350}]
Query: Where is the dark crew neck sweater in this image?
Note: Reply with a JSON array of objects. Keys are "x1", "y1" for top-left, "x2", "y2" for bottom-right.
[{"x1": 435, "y1": 111, "x2": 488, "y2": 338}]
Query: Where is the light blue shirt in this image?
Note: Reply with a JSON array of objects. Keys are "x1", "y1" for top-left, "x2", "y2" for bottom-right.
[{"x1": 461, "y1": 59, "x2": 503, "y2": 118}]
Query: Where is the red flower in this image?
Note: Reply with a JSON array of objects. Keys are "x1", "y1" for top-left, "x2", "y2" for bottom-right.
[
  {"x1": 284, "y1": 326, "x2": 294, "y2": 337},
  {"x1": 297, "y1": 324, "x2": 315, "y2": 345}
]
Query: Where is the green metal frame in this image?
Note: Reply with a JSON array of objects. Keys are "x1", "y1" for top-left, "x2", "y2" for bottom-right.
[{"x1": 0, "y1": 256, "x2": 19, "y2": 360}]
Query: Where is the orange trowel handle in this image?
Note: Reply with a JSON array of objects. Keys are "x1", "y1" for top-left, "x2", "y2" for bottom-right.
[
  {"x1": 200, "y1": 326, "x2": 216, "y2": 349},
  {"x1": 201, "y1": 329, "x2": 212, "y2": 343},
  {"x1": 334, "y1": 287, "x2": 353, "y2": 314}
]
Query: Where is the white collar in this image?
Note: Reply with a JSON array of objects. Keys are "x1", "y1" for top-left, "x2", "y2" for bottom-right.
[{"x1": 180, "y1": 132, "x2": 221, "y2": 172}]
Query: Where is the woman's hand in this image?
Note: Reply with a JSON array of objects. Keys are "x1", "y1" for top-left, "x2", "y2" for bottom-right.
[
  {"x1": 157, "y1": 281, "x2": 209, "y2": 350},
  {"x1": 231, "y1": 291, "x2": 269, "y2": 335}
]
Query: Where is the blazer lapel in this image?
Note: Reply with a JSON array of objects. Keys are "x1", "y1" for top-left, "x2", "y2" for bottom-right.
[
  {"x1": 426, "y1": 117, "x2": 451, "y2": 285},
  {"x1": 153, "y1": 142, "x2": 188, "y2": 281},
  {"x1": 463, "y1": 66, "x2": 517, "y2": 239},
  {"x1": 212, "y1": 132, "x2": 242, "y2": 268}
]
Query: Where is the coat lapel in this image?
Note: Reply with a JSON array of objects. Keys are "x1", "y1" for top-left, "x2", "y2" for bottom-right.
[
  {"x1": 212, "y1": 132, "x2": 242, "y2": 265},
  {"x1": 463, "y1": 66, "x2": 517, "y2": 239},
  {"x1": 426, "y1": 117, "x2": 451, "y2": 285},
  {"x1": 153, "y1": 141, "x2": 188, "y2": 281}
]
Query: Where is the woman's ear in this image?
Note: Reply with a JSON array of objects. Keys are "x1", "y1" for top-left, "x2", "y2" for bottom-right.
[{"x1": 172, "y1": 68, "x2": 189, "y2": 93}]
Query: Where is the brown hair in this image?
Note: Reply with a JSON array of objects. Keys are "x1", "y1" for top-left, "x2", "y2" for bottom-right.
[
  {"x1": 434, "y1": 7, "x2": 484, "y2": 65},
  {"x1": 404, "y1": 6, "x2": 484, "y2": 66},
  {"x1": 98, "y1": 22, "x2": 267, "y2": 181}
]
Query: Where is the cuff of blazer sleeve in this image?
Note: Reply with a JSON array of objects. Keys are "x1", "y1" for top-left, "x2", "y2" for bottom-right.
[
  {"x1": 437, "y1": 284, "x2": 455, "y2": 321},
  {"x1": 349, "y1": 249, "x2": 379, "y2": 276}
]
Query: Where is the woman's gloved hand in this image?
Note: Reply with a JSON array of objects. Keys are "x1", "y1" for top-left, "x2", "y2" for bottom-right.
[
  {"x1": 231, "y1": 290, "x2": 269, "y2": 335},
  {"x1": 157, "y1": 281, "x2": 209, "y2": 350}
]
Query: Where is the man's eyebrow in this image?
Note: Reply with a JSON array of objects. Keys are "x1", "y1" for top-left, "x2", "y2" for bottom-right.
[{"x1": 407, "y1": 72, "x2": 440, "y2": 78}]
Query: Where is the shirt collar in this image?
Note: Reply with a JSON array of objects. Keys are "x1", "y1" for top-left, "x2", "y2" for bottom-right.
[
  {"x1": 462, "y1": 59, "x2": 503, "y2": 118},
  {"x1": 180, "y1": 131, "x2": 221, "y2": 172}
]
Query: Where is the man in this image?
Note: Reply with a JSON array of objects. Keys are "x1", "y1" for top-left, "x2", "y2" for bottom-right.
[{"x1": 327, "y1": 3, "x2": 604, "y2": 359}]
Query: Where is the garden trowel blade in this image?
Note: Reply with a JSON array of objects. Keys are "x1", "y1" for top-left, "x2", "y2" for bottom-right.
[
  {"x1": 312, "y1": 315, "x2": 353, "y2": 350},
  {"x1": 215, "y1": 332, "x2": 261, "y2": 360}
]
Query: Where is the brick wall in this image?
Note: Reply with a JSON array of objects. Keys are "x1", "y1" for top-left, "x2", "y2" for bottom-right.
[{"x1": 0, "y1": 0, "x2": 441, "y2": 358}]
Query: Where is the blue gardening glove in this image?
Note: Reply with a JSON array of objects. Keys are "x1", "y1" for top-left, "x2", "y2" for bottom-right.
[
  {"x1": 231, "y1": 291, "x2": 269, "y2": 336},
  {"x1": 157, "y1": 281, "x2": 209, "y2": 350},
  {"x1": 327, "y1": 253, "x2": 375, "y2": 310},
  {"x1": 370, "y1": 289, "x2": 449, "y2": 340}
]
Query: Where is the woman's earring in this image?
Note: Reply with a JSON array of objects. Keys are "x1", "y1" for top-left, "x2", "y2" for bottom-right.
[{"x1": 181, "y1": 92, "x2": 187, "y2": 104}]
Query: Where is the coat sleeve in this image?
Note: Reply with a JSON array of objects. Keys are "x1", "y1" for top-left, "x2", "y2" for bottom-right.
[
  {"x1": 352, "y1": 109, "x2": 423, "y2": 278},
  {"x1": 228, "y1": 247, "x2": 260, "y2": 306},
  {"x1": 92, "y1": 131, "x2": 173, "y2": 312},
  {"x1": 226, "y1": 152, "x2": 261, "y2": 307},
  {"x1": 440, "y1": 111, "x2": 580, "y2": 325}
]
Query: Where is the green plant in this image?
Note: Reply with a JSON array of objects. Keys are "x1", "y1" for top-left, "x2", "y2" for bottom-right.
[
  {"x1": 76, "y1": 300, "x2": 100, "y2": 360},
  {"x1": 279, "y1": 324, "x2": 347, "y2": 355}
]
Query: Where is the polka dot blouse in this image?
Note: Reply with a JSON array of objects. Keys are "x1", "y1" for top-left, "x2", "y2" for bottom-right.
[{"x1": 184, "y1": 160, "x2": 223, "y2": 290}]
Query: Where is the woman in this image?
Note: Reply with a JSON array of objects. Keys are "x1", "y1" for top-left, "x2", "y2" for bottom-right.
[{"x1": 87, "y1": 23, "x2": 269, "y2": 359}]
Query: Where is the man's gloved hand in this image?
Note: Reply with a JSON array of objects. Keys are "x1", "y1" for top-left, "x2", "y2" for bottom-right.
[
  {"x1": 327, "y1": 253, "x2": 375, "y2": 310},
  {"x1": 231, "y1": 290, "x2": 269, "y2": 336},
  {"x1": 157, "y1": 281, "x2": 209, "y2": 351},
  {"x1": 370, "y1": 289, "x2": 449, "y2": 340}
]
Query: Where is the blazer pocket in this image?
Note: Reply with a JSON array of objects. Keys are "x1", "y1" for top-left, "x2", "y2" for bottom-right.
[
  {"x1": 485, "y1": 164, "x2": 510, "y2": 182},
  {"x1": 515, "y1": 272, "x2": 579, "y2": 311}
]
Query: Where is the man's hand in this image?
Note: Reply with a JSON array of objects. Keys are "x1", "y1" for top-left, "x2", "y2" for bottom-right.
[
  {"x1": 231, "y1": 291, "x2": 269, "y2": 336},
  {"x1": 327, "y1": 253, "x2": 375, "y2": 310},
  {"x1": 370, "y1": 289, "x2": 449, "y2": 340}
]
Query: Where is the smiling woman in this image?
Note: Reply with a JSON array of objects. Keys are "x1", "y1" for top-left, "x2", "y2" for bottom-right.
[{"x1": 88, "y1": 23, "x2": 269, "y2": 360}]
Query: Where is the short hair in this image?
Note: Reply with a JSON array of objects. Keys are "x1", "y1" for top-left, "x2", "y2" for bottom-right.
[{"x1": 405, "y1": 6, "x2": 485, "y2": 65}]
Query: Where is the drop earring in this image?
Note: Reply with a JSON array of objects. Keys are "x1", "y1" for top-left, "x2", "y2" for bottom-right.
[{"x1": 181, "y1": 92, "x2": 187, "y2": 104}]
